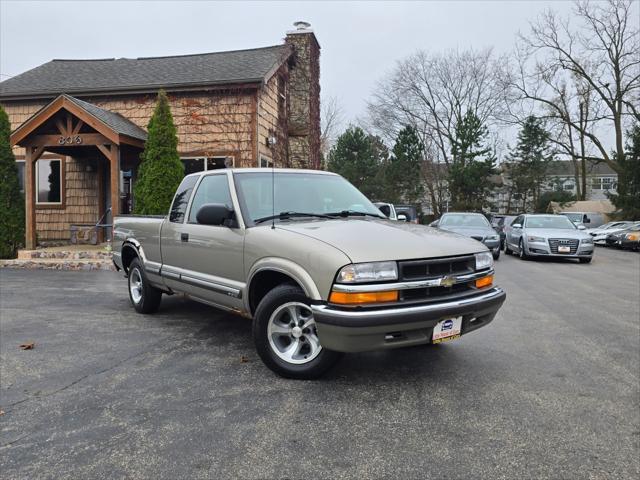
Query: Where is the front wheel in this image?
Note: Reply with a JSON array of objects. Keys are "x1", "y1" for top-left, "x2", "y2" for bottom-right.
[
  {"x1": 519, "y1": 239, "x2": 528, "y2": 260},
  {"x1": 128, "y1": 258, "x2": 162, "y2": 313},
  {"x1": 492, "y1": 248, "x2": 500, "y2": 260},
  {"x1": 253, "y1": 284, "x2": 342, "y2": 379}
]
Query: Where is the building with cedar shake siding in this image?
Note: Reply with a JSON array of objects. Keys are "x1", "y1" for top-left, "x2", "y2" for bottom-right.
[{"x1": 0, "y1": 23, "x2": 321, "y2": 248}]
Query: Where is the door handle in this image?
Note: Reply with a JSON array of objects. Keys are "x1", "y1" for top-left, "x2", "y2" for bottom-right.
[{"x1": 181, "y1": 233, "x2": 189, "y2": 242}]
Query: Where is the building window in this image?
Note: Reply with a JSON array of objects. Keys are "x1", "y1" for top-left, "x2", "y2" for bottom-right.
[
  {"x1": 260, "y1": 155, "x2": 273, "y2": 168},
  {"x1": 36, "y1": 158, "x2": 63, "y2": 205},
  {"x1": 563, "y1": 183, "x2": 575, "y2": 191},
  {"x1": 181, "y1": 157, "x2": 233, "y2": 175},
  {"x1": 601, "y1": 177, "x2": 614, "y2": 190},
  {"x1": 591, "y1": 177, "x2": 602, "y2": 190},
  {"x1": 15, "y1": 160, "x2": 25, "y2": 193}
]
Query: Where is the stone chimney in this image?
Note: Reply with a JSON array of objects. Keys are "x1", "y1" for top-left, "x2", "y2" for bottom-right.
[{"x1": 285, "y1": 21, "x2": 321, "y2": 169}]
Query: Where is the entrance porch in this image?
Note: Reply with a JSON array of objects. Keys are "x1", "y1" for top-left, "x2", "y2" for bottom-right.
[{"x1": 10, "y1": 94, "x2": 147, "y2": 248}]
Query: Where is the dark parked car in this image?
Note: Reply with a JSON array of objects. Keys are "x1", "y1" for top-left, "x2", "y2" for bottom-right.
[
  {"x1": 434, "y1": 212, "x2": 501, "y2": 259},
  {"x1": 491, "y1": 215, "x2": 517, "y2": 250},
  {"x1": 395, "y1": 205, "x2": 419, "y2": 224},
  {"x1": 605, "y1": 222, "x2": 640, "y2": 249}
]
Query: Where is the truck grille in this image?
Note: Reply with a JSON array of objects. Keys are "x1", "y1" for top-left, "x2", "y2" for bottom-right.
[
  {"x1": 548, "y1": 238, "x2": 579, "y2": 254},
  {"x1": 398, "y1": 255, "x2": 477, "y2": 303}
]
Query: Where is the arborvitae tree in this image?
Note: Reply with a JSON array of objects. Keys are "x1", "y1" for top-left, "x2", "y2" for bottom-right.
[
  {"x1": 385, "y1": 125, "x2": 425, "y2": 205},
  {"x1": 0, "y1": 105, "x2": 25, "y2": 258},
  {"x1": 609, "y1": 125, "x2": 640, "y2": 219},
  {"x1": 327, "y1": 126, "x2": 381, "y2": 199},
  {"x1": 134, "y1": 90, "x2": 184, "y2": 214},
  {"x1": 506, "y1": 116, "x2": 553, "y2": 212},
  {"x1": 448, "y1": 110, "x2": 496, "y2": 211}
]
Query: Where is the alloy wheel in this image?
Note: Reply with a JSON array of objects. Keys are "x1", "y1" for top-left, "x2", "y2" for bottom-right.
[{"x1": 267, "y1": 302, "x2": 322, "y2": 365}]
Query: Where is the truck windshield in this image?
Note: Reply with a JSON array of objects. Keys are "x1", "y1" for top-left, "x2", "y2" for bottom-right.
[{"x1": 233, "y1": 172, "x2": 384, "y2": 224}]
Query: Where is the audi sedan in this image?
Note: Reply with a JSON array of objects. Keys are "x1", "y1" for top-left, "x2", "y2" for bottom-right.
[{"x1": 504, "y1": 214, "x2": 594, "y2": 263}]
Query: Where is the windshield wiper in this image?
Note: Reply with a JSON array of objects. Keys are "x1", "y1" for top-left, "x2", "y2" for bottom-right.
[
  {"x1": 325, "y1": 210, "x2": 385, "y2": 219},
  {"x1": 254, "y1": 211, "x2": 332, "y2": 224}
]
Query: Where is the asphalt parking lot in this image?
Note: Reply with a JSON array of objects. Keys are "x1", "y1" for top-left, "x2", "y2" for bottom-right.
[{"x1": 1, "y1": 247, "x2": 639, "y2": 479}]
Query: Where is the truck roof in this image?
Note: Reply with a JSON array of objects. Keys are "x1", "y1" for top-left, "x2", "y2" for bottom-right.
[{"x1": 185, "y1": 168, "x2": 338, "y2": 178}]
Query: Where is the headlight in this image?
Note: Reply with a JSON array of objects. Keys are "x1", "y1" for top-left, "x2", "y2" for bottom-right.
[
  {"x1": 625, "y1": 233, "x2": 639, "y2": 241},
  {"x1": 336, "y1": 261, "x2": 398, "y2": 283},
  {"x1": 582, "y1": 237, "x2": 594, "y2": 244},
  {"x1": 527, "y1": 236, "x2": 545, "y2": 243},
  {"x1": 474, "y1": 251, "x2": 493, "y2": 270}
]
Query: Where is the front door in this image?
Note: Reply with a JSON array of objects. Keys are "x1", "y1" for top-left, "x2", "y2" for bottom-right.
[{"x1": 161, "y1": 172, "x2": 245, "y2": 310}]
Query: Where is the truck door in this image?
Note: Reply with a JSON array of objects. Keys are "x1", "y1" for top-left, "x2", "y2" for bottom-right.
[{"x1": 161, "y1": 171, "x2": 245, "y2": 310}]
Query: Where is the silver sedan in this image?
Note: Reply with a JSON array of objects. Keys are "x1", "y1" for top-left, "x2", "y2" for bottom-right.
[{"x1": 505, "y1": 214, "x2": 595, "y2": 263}]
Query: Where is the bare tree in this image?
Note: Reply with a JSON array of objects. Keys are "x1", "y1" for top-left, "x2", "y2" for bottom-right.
[
  {"x1": 320, "y1": 95, "x2": 345, "y2": 160},
  {"x1": 366, "y1": 48, "x2": 508, "y2": 215},
  {"x1": 512, "y1": 0, "x2": 639, "y2": 174}
]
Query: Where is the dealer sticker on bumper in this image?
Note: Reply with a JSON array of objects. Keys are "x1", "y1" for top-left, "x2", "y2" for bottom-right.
[{"x1": 432, "y1": 316, "x2": 462, "y2": 343}]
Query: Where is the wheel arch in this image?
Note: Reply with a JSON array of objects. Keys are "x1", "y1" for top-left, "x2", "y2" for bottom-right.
[{"x1": 246, "y1": 259, "x2": 322, "y2": 316}]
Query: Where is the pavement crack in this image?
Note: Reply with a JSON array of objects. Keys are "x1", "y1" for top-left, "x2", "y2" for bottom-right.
[{"x1": 3, "y1": 338, "x2": 168, "y2": 410}]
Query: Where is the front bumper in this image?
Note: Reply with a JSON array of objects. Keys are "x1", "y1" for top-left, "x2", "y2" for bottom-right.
[
  {"x1": 311, "y1": 287, "x2": 506, "y2": 353},
  {"x1": 526, "y1": 242, "x2": 594, "y2": 258}
]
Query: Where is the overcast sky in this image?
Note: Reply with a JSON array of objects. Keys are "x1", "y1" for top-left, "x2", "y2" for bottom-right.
[{"x1": 1, "y1": 0, "x2": 577, "y2": 125}]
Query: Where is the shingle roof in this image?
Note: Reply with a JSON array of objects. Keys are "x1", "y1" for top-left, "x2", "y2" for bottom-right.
[
  {"x1": 0, "y1": 45, "x2": 291, "y2": 99},
  {"x1": 63, "y1": 95, "x2": 147, "y2": 141},
  {"x1": 545, "y1": 160, "x2": 617, "y2": 176}
]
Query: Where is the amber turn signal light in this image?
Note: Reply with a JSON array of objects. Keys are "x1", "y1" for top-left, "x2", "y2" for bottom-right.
[
  {"x1": 475, "y1": 275, "x2": 494, "y2": 289},
  {"x1": 329, "y1": 290, "x2": 399, "y2": 305}
]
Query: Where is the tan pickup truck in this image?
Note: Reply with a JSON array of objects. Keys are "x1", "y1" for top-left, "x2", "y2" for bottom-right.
[{"x1": 113, "y1": 169, "x2": 506, "y2": 379}]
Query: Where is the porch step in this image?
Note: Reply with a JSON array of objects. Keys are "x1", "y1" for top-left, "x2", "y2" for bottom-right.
[
  {"x1": 17, "y1": 249, "x2": 112, "y2": 260},
  {"x1": 0, "y1": 258, "x2": 115, "y2": 271}
]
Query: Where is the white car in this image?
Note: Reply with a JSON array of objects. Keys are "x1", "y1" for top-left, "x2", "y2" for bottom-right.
[{"x1": 588, "y1": 221, "x2": 633, "y2": 245}]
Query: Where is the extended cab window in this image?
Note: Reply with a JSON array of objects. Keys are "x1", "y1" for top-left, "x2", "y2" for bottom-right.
[
  {"x1": 169, "y1": 176, "x2": 198, "y2": 223},
  {"x1": 188, "y1": 174, "x2": 233, "y2": 223}
]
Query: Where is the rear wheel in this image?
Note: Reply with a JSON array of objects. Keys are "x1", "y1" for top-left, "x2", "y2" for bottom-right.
[
  {"x1": 128, "y1": 258, "x2": 162, "y2": 313},
  {"x1": 504, "y1": 242, "x2": 512, "y2": 255},
  {"x1": 253, "y1": 284, "x2": 342, "y2": 379}
]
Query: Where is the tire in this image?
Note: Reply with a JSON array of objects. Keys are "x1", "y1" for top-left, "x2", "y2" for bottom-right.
[
  {"x1": 518, "y1": 239, "x2": 528, "y2": 260},
  {"x1": 504, "y1": 243, "x2": 512, "y2": 255},
  {"x1": 128, "y1": 258, "x2": 162, "y2": 314},
  {"x1": 579, "y1": 257, "x2": 592, "y2": 264},
  {"x1": 253, "y1": 284, "x2": 342, "y2": 379},
  {"x1": 492, "y1": 249, "x2": 500, "y2": 260}
]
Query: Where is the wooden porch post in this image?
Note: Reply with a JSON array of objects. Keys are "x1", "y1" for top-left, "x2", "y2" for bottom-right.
[
  {"x1": 109, "y1": 145, "x2": 120, "y2": 217},
  {"x1": 24, "y1": 146, "x2": 44, "y2": 250},
  {"x1": 24, "y1": 147, "x2": 36, "y2": 250}
]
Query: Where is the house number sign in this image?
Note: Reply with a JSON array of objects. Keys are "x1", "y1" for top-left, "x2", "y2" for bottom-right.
[{"x1": 58, "y1": 135, "x2": 83, "y2": 145}]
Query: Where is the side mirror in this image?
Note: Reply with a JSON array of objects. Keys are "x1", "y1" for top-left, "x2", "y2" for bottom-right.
[
  {"x1": 196, "y1": 203, "x2": 234, "y2": 226},
  {"x1": 397, "y1": 214, "x2": 407, "y2": 222},
  {"x1": 430, "y1": 221, "x2": 439, "y2": 227},
  {"x1": 577, "y1": 225, "x2": 587, "y2": 230},
  {"x1": 512, "y1": 223, "x2": 522, "y2": 229},
  {"x1": 585, "y1": 218, "x2": 591, "y2": 223}
]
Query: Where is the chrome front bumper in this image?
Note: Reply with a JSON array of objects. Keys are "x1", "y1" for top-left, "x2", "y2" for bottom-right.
[{"x1": 311, "y1": 287, "x2": 506, "y2": 352}]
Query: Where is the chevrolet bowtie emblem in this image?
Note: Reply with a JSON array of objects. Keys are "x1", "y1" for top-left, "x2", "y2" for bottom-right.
[{"x1": 440, "y1": 276, "x2": 456, "y2": 287}]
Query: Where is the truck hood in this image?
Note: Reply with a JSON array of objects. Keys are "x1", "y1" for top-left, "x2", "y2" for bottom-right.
[{"x1": 277, "y1": 218, "x2": 486, "y2": 263}]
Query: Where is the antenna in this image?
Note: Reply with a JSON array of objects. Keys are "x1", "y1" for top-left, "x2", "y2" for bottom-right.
[{"x1": 271, "y1": 161, "x2": 275, "y2": 230}]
